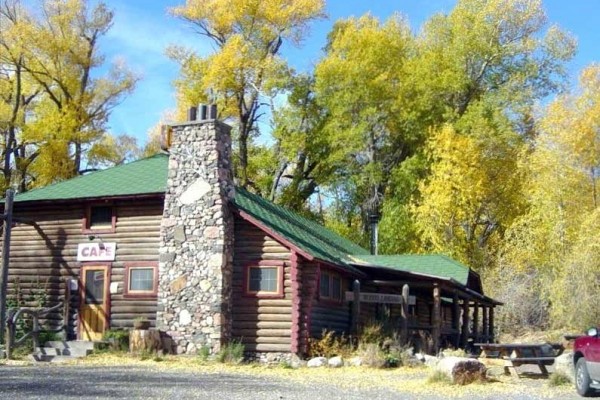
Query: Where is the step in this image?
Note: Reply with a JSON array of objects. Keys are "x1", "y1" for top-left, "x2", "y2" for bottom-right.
[
  {"x1": 28, "y1": 354, "x2": 80, "y2": 363},
  {"x1": 35, "y1": 346, "x2": 91, "y2": 357},
  {"x1": 34, "y1": 347, "x2": 62, "y2": 356},
  {"x1": 44, "y1": 340, "x2": 97, "y2": 352}
]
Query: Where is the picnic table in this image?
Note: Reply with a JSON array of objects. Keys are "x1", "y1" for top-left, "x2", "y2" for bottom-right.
[{"x1": 475, "y1": 342, "x2": 564, "y2": 378}]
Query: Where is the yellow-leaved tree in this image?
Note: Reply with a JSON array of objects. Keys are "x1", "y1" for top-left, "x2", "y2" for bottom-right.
[
  {"x1": 169, "y1": 0, "x2": 325, "y2": 188},
  {"x1": 0, "y1": 1, "x2": 42, "y2": 192},
  {"x1": 501, "y1": 64, "x2": 600, "y2": 330},
  {"x1": 18, "y1": 0, "x2": 138, "y2": 187},
  {"x1": 314, "y1": 14, "x2": 418, "y2": 246},
  {"x1": 413, "y1": 114, "x2": 524, "y2": 272}
]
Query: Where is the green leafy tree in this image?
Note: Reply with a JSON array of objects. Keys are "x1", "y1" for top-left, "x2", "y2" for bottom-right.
[{"x1": 314, "y1": 14, "x2": 420, "y2": 237}]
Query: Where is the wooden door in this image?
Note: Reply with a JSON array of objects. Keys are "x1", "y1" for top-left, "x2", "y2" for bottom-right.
[{"x1": 79, "y1": 266, "x2": 109, "y2": 341}]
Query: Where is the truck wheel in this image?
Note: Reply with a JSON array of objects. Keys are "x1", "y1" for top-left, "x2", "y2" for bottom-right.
[{"x1": 576, "y1": 357, "x2": 594, "y2": 397}]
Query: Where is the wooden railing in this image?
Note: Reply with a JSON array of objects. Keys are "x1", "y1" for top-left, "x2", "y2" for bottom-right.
[{"x1": 5, "y1": 302, "x2": 64, "y2": 359}]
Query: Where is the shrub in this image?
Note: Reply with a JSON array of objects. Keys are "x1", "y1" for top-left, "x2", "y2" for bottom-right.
[
  {"x1": 197, "y1": 345, "x2": 211, "y2": 362},
  {"x1": 548, "y1": 371, "x2": 571, "y2": 387},
  {"x1": 102, "y1": 329, "x2": 130, "y2": 352},
  {"x1": 216, "y1": 340, "x2": 245, "y2": 364},
  {"x1": 356, "y1": 342, "x2": 386, "y2": 368},
  {"x1": 358, "y1": 321, "x2": 385, "y2": 346},
  {"x1": 307, "y1": 329, "x2": 354, "y2": 358}
]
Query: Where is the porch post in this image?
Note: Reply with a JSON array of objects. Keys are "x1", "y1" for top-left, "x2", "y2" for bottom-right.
[
  {"x1": 472, "y1": 301, "x2": 479, "y2": 343},
  {"x1": 351, "y1": 280, "x2": 361, "y2": 335},
  {"x1": 482, "y1": 306, "x2": 489, "y2": 342},
  {"x1": 489, "y1": 306, "x2": 495, "y2": 342},
  {"x1": 460, "y1": 299, "x2": 470, "y2": 348},
  {"x1": 400, "y1": 284, "x2": 409, "y2": 345},
  {"x1": 432, "y1": 285, "x2": 441, "y2": 354},
  {"x1": 452, "y1": 292, "x2": 460, "y2": 348}
]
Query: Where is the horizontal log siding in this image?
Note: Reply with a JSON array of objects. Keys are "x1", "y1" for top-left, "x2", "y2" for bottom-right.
[
  {"x1": 309, "y1": 268, "x2": 351, "y2": 337},
  {"x1": 232, "y1": 218, "x2": 292, "y2": 353},
  {"x1": 7, "y1": 199, "x2": 163, "y2": 337}
]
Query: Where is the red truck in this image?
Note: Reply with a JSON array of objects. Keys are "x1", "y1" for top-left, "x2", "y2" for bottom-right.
[{"x1": 574, "y1": 328, "x2": 600, "y2": 396}]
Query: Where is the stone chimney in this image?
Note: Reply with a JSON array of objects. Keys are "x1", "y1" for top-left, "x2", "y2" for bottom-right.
[{"x1": 157, "y1": 105, "x2": 234, "y2": 354}]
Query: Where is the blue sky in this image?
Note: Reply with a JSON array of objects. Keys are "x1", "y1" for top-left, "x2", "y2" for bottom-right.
[{"x1": 99, "y1": 0, "x2": 600, "y2": 146}]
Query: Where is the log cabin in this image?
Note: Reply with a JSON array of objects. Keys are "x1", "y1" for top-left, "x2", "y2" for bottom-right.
[{"x1": 3, "y1": 108, "x2": 500, "y2": 357}]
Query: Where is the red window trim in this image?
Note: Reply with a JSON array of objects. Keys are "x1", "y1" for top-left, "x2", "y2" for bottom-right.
[
  {"x1": 318, "y1": 268, "x2": 344, "y2": 304},
  {"x1": 243, "y1": 260, "x2": 285, "y2": 298},
  {"x1": 124, "y1": 262, "x2": 158, "y2": 298},
  {"x1": 82, "y1": 204, "x2": 116, "y2": 234}
]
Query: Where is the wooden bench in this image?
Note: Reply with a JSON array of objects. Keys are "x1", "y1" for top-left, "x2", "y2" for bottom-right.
[{"x1": 475, "y1": 342, "x2": 564, "y2": 378}]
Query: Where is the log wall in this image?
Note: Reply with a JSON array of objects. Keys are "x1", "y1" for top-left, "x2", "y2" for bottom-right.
[
  {"x1": 308, "y1": 266, "x2": 351, "y2": 338},
  {"x1": 7, "y1": 199, "x2": 163, "y2": 338},
  {"x1": 231, "y1": 217, "x2": 293, "y2": 353}
]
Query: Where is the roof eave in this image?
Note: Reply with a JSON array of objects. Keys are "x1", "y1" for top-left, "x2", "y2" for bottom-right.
[{"x1": 10, "y1": 192, "x2": 165, "y2": 206}]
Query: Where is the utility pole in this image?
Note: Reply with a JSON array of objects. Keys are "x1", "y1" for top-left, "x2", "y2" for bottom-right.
[{"x1": 0, "y1": 189, "x2": 15, "y2": 347}]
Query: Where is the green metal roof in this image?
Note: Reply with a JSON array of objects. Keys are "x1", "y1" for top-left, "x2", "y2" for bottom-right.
[
  {"x1": 348, "y1": 254, "x2": 471, "y2": 285},
  {"x1": 233, "y1": 187, "x2": 369, "y2": 274},
  {"x1": 13, "y1": 153, "x2": 168, "y2": 202}
]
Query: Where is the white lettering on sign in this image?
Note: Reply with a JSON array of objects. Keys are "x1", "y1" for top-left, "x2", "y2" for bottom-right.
[
  {"x1": 77, "y1": 242, "x2": 116, "y2": 262},
  {"x1": 345, "y1": 291, "x2": 405, "y2": 304}
]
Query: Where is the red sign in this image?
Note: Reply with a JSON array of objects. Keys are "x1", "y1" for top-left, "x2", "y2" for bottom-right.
[{"x1": 77, "y1": 242, "x2": 116, "y2": 262}]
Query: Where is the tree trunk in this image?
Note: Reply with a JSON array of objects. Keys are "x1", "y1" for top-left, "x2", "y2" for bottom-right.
[{"x1": 129, "y1": 328, "x2": 162, "y2": 353}]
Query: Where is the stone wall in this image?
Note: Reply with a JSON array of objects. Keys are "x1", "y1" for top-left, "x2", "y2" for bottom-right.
[{"x1": 157, "y1": 117, "x2": 234, "y2": 354}]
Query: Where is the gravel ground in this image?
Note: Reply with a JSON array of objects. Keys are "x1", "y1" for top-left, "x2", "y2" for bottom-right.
[{"x1": 0, "y1": 363, "x2": 585, "y2": 400}]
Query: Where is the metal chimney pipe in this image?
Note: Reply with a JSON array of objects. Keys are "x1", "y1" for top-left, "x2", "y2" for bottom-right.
[
  {"x1": 208, "y1": 104, "x2": 218, "y2": 119},
  {"x1": 199, "y1": 104, "x2": 208, "y2": 121},
  {"x1": 369, "y1": 211, "x2": 380, "y2": 255},
  {"x1": 187, "y1": 106, "x2": 197, "y2": 121}
]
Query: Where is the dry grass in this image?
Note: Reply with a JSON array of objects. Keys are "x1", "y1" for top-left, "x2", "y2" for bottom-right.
[
  {"x1": 66, "y1": 353, "x2": 573, "y2": 399},
  {"x1": 0, "y1": 352, "x2": 574, "y2": 399},
  {"x1": 497, "y1": 329, "x2": 567, "y2": 344}
]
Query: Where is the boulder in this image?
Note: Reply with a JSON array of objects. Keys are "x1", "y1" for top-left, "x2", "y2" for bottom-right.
[
  {"x1": 307, "y1": 357, "x2": 327, "y2": 368},
  {"x1": 348, "y1": 356, "x2": 363, "y2": 367},
  {"x1": 290, "y1": 354, "x2": 305, "y2": 369},
  {"x1": 328, "y1": 356, "x2": 344, "y2": 368},
  {"x1": 554, "y1": 352, "x2": 574, "y2": 383},
  {"x1": 421, "y1": 354, "x2": 440, "y2": 368},
  {"x1": 435, "y1": 356, "x2": 486, "y2": 385}
]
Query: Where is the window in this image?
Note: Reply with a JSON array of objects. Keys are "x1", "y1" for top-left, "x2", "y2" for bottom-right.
[
  {"x1": 245, "y1": 264, "x2": 283, "y2": 297},
  {"x1": 125, "y1": 263, "x2": 157, "y2": 297},
  {"x1": 319, "y1": 272, "x2": 330, "y2": 297},
  {"x1": 84, "y1": 205, "x2": 115, "y2": 232},
  {"x1": 320, "y1": 270, "x2": 343, "y2": 301}
]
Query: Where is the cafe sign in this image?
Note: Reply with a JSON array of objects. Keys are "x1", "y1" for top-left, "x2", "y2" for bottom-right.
[
  {"x1": 345, "y1": 291, "x2": 416, "y2": 305},
  {"x1": 77, "y1": 242, "x2": 116, "y2": 262}
]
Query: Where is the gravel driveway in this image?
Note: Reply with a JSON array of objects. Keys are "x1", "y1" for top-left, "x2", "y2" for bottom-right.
[{"x1": 0, "y1": 364, "x2": 583, "y2": 400}]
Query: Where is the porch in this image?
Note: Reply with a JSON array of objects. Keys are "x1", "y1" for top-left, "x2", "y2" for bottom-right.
[{"x1": 348, "y1": 255, "x2": 502, "y2": 353}]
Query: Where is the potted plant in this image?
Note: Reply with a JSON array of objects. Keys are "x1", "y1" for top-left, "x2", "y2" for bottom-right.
[{"x1": 133, "y1": 316, "x2": 150, "y2": 330}]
